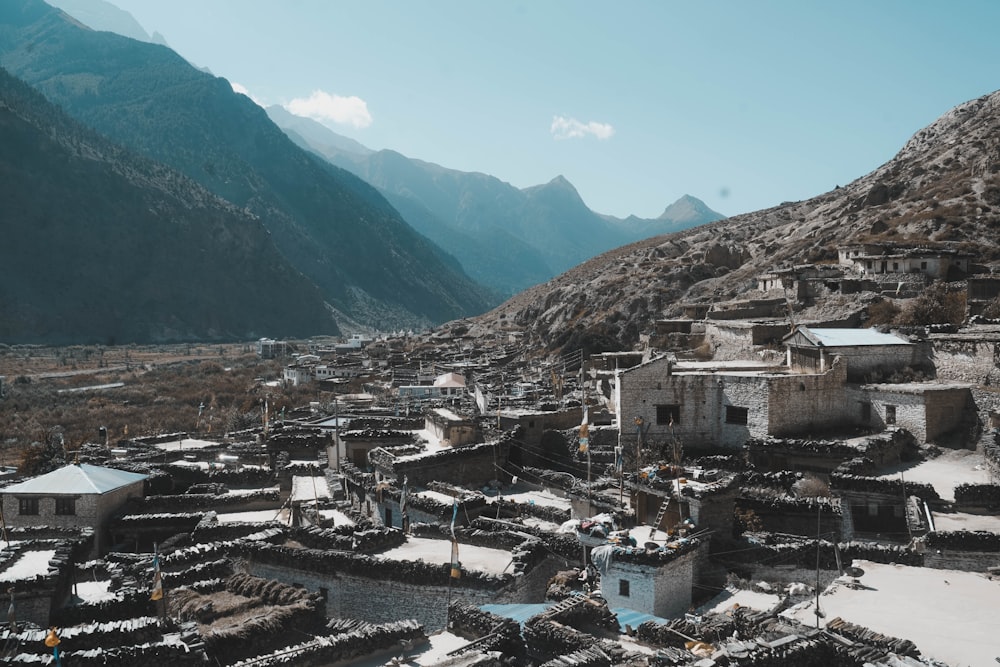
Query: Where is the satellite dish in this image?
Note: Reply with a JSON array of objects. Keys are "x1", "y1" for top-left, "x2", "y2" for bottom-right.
[{"x1": 846, "y1": 566, "x2": 865, "y2": 578}]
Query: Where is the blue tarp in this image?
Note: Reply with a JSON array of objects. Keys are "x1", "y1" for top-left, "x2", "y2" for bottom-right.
[
  {"x1": 479, "y1": 603, "x2": 553, "y2": 627},
  {"x1": 611, "y1": 607, "x2": 671, "y2": 633},
  {"x1": 480, "y1": 602, "x2": 671, "y2": 634}
]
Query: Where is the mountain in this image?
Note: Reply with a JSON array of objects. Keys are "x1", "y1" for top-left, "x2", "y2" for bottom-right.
[
  {"x1": 265, "y1": 105, "x2": 372, "y2": 160},
  {"x1": 0, "y1": 0, "x2": 496, "y2": 331},
  {"x1": 45, "y1": 0, "x2": 167, "y2": 45},
  {"x1": 464, "y1": 89, "x2": 1000, "y2": 354},
  {"x1": 268, "y1": 113, "x2": 724, "y2": 296},
  {"x1": 0, "y1": 66, "x2": 337, "y2": 344}
]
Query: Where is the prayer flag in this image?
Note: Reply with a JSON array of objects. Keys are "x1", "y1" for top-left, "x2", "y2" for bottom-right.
[
  {"x1": 450, "y1": 540, "x2": 461, "y2": 579},
  {"x1": 150, "y1": 553, "x2": 163, "y2": 601},
  {"x1": 450, "y1": 500, "x2": 458, "y2": 539}
]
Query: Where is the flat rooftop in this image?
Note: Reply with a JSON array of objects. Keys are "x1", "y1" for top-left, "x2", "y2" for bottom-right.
[
  {"x1": 782, "y1": 560, "x2": 1000, "y2": 667},
  {"x1": 375, "y1": 537, "x2": 512, "y2": 576},
  {"x1": 875, "y1": 448, "x2": 991, "y2": 502}
]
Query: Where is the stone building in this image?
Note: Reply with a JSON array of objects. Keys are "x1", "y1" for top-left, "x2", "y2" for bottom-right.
[
  {"x1": 616, "y1": 326, "x2": 965, "y2": 449},
  {"x1": 0, "y1": 463, "x2": 147, "y2": 554},
  {"x1": 424, "y1": 406, "x2": 478, "y2": 447},
  {"x1": 615, "y1": 355, "x2": 850, "y2": 450},
  {"x1": 783, "y1": 326, "x2": 916, "y2": 382},
  {"x1": 838, "y1": 243, "x2": 971, "y2": 280},
  {"x1": 596, "y1": 540, "x2": 706, "y2": 619},
  {"x1": 850, "y1": 382, "x2": 975, "y2": 443}
]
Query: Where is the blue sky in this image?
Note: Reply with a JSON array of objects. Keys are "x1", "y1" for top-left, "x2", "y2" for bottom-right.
[{"x1": 107, "y1": 0, "x2": 1000, "y2": 219}]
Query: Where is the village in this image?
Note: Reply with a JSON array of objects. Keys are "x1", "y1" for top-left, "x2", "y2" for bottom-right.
[{"x1": 1, "y1": 243, "x2": 999, "y2": 667}]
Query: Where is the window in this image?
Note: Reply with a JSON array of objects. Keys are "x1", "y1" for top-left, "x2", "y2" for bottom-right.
[
  {"x1": 860, "y1": 401, "x2": 871, "y2": 423},
  {"x1": 656, "y1": 404, "x2": 681, "y2": 425},
  {"x1": 885, "y1": 405, "x2": 896, "y2": 425},
  {"x1": 619, "y1": 579, "x2": 630, "y2": 597},
  {"x1": 18, "y1": 498, "x2": 38, "y2": 515},
  {"x1": 55, "y1": 497, "x2": 76, "y2": 516},
  {"x1": 920, "y1": 261, "x2": 927, "y2": 270},
  {"x1": 725, "y1": 406, "x2": 749, "y2": 425},
  {"x1": 892, "y1": 262, "x2": 899, "y2": 271}
]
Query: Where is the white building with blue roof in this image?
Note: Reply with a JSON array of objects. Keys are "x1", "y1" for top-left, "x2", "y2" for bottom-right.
[{"x1": 0, "y1": 463, "x2": 147, "y2": 554}]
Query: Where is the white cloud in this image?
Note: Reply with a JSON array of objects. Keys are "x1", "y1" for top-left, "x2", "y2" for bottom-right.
[
  {"x1": 550, "y1": 115, "x2": 615, "y2": 140},
  {"x1": 286, "y1": 90, "x2": 373, "y2": 129},
  {"x1": 230, "y1": 82, "x2": 263, "y2": 107}
]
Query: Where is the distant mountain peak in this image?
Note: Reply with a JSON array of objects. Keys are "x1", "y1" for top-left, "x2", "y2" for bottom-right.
[
  {"x1": 265, "y1": 105, "x2": 373, "y2": 158},
  {"x1": 659, "y1": 194, "x2": 723, "y2": 223},
  {"x1": 46, "y1": 0, "x2": 157, "y2": 43}
]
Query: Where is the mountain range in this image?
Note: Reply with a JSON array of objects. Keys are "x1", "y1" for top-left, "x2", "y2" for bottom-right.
[
  {"x1": 265, "y1": 105, "x2": 725, "y2": 296},
  {"x1": 0, "y1": 67, "x2": 337, "y2": 344},
  {"x1": 462, "y1": 90, "x2": 1000, "y2": 354},
  {"x1": 0, "y1": 0, "x2": 495, "y2": 339}
]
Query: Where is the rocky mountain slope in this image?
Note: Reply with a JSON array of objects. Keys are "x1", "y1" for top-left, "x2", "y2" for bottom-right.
[
  {"x1": 0, "y1": 0, "x2": 495, "y2": 332},
  {"x1": 464, "y1": 90, "x2": 1000, "y2": 354},
  {"x1": 0, "y1": 67, "x2": 337, "y2": 344}
]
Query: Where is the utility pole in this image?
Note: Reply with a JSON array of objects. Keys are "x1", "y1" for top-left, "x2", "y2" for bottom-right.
[
  {"x1": 814, "y1": 503, "x2": 822, "y2": 629},
  {"x1": 635, "y1": 416, "x2": 644, "y2": 519}
]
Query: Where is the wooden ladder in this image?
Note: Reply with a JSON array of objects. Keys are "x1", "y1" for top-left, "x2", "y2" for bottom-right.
[{"x1": 649, "y1": 497, "x2": 671, "y2": 538}]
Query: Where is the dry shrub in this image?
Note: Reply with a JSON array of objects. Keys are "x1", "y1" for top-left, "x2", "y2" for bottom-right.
[
  {"x1": 897, "y1": 281, "x2": 966, "y2": 325},
  {"x1": 983, "y1": 296, "x2": 1000, "y2": 320},
  {"x1": 793, "y1": 473, "x2": 831, "y2": 498},
  {"x1": 866, "y1": 299, "x2": 901, "y2": 326}
]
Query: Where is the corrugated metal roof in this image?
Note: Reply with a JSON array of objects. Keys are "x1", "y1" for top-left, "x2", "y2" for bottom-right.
[
  {"x1": 0, "y1": 463, "x2": 147, "y2": 495},
  {"x1": 800, "y1": 327, "x2": 910, "y2": 347}
]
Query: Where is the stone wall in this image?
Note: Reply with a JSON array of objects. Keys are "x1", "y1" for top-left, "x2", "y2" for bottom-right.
[
  {"x1": 767, "y1": 360, "x2": 852, "y2": 438},
  {"x1": 619, "y1": 358, "x2": 861, "y2": 451},
  {"x1": 247, "y1": 557, "x2": 554, "y2": 632},
  {"x1": 618, "y1": 360, "x2": 769, "y2": 450},
  {"x1": 921, "y1": 529, "x2": 1000, "y2": 569},
  {"x1": 376, "y1": 439, "x2": 511, "y2": 488},
  {"x1": 922, "y1": 548, "x2": 1000, "y2": 571},
  {"x1": 931, "y1": 335, "x2": 1000, "y2": 385},
  {"x1": 600, "y1": 544, "x2": 702, "y2": 618}
]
